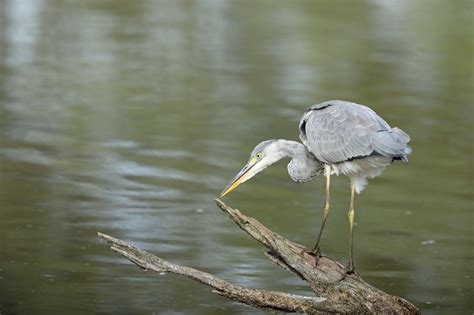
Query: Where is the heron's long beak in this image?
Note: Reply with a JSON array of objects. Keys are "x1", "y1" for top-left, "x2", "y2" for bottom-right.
[{"x1": 220, "y1": 159, "x2": 258, "y2": 197}]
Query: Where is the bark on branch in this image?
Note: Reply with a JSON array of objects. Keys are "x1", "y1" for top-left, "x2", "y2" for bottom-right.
[{"x1": 98, "y1": 199, "x2": 419, "y2": 314}]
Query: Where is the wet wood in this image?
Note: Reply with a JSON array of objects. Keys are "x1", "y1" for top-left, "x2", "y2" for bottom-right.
[{"x1": 98, "y1": 199, "x2": 419, "y2": 314}]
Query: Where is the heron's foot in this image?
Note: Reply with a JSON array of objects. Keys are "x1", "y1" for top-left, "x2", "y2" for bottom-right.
[
  {"x1": 337, "y1": 263, "x2": 359, "y2": 282},
  {"x1": 344, "y1": 266, "x2": 355, "y2": 276},
  {"x1": 312, "y1": 247, "x2": 321, "y2": 257},
  {"x1": 303, "y1": 246, "x2": 321, "y2": 257},
  {"x1": 302, "y1": 247, "x2": 323, "y2": 266},
  {"x1": 303, "y1": 251, "x2": 322, "y2": 259}
]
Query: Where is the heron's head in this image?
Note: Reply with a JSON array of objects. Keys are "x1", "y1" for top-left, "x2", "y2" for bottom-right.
[{"x1": 220, "y1": 140, "x2": 284, "y2": 197}]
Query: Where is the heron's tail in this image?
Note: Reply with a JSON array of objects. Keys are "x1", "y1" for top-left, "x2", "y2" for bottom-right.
[{"x1": 373, "y1": 127, "x2": 412, "y2": 161}]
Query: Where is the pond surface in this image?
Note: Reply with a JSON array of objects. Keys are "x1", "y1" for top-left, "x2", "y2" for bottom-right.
[{"x1": 0, "y1": 0, "x2": 472, "y2": 314}]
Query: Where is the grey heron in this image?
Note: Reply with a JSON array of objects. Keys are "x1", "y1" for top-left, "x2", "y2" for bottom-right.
[{"x1": 220, "y1": 100, "x2": 411, "y2": 273}]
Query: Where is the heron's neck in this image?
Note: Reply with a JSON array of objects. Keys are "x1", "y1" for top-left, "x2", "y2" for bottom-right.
[
  {"x1": 274, "y1": 139, "x2": 323, "y2": 182},
  {"x1": 274, "y1": 139, "x2": 309, "y2": 160}
]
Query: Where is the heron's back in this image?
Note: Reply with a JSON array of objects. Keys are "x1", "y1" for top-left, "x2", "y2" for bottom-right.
[
  {"x1": 299, "y1": 100, "x2": 411, "y2": 164},
  {"x1": 299, "y1": 100, "x2": 412, "y2": 193}
]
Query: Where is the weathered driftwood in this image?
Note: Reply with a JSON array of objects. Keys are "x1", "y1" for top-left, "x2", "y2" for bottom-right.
[{"x1": 98, "y1": 199, "x2": 419, "y2": 314}]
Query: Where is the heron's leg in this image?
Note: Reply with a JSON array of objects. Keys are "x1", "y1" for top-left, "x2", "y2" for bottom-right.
[
  {"x1": 346, "y1": 184, "x2": 356, "y2": 273},
  {"x1": 311, "y1": 164, "x2": 331, "y2": 255}
]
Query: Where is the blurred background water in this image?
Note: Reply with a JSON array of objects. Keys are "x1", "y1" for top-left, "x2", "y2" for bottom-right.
[{"x1": 0, "y1": 0, "x2": 472, "y2": 314}]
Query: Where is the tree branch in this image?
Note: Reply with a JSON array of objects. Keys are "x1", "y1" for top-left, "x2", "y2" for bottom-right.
[
  {"x1": 98, "y1": 199, "x2": 420, "y2": 314},
  {"x1": 98, "y1": 232, "x2": 331, "y2": 313}
]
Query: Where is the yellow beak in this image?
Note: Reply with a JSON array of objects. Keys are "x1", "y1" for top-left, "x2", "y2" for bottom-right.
[{"x1": 220, "y1": 160, "x2": 257, "y2": 197}]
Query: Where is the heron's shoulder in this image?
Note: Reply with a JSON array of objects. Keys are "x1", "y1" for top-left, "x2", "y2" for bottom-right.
[
  {"x1": 298, "y1": 101, "x2": 342, "y2": 141},
  {"x1": 303, "y1": 101, "x2": 387, "y2": 127},
  {"x1": 306, "y1": 100, "x2": 373, "y2": 113},
  {"x1": 299, "y1": 100, "x2": 386, "y2": 142}
]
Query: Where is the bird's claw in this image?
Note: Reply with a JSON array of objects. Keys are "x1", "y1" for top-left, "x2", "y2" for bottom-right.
[
  {"x1": 302, "y1": 247, "x2": 323, "y2": 266},
  {"x1": 336, "y1": 264, "x2": 359, "y2": 282},
  {"x1": 345, "y1": 262, "x2": 354, "y2": 274},
  {"x1": 303, "y1": 247, "x2": 321, "y2": 256},
  {"x1": 312, "y1": 248, "x2": 322, "y2": 258}
]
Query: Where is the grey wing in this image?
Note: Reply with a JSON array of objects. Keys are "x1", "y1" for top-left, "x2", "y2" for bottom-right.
[
  {"x1": 372, "y1": 126, "x2": 412, "y2": 160},
  {"x1": 299, "y1": 102, "x2": 411, "y2": 163}
]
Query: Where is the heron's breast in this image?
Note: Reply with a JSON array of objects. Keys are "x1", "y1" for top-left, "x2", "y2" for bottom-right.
[{"x1": 287, "y1": 159, "x2": 322, "y2": 183}]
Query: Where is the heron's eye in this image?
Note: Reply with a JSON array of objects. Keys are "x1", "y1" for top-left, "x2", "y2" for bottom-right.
[{"x1": 256, "y1": 153, "x2": 262, "y2": 159}]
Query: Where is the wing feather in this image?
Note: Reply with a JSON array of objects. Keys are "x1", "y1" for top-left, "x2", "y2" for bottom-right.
[{"x1": 299, "y1": 101, "x2": 411, "y2": 163}]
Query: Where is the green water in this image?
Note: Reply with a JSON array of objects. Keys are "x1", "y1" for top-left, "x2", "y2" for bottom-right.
[{"x1": 0, "y1": 0, "x2": 472, "y2": 314}]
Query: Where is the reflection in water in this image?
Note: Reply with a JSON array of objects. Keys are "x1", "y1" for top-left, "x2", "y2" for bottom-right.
[
  {"x1": 0, "y1": 1, "x2": 472, "y2": 314},
  {"x1": 4, "y1": 0, "x2": 42, "y2": 65}
]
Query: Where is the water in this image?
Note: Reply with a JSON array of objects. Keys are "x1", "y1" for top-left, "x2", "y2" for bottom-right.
[{"x1": 0, "y1": 0, "x2": 472, "y2": 314}]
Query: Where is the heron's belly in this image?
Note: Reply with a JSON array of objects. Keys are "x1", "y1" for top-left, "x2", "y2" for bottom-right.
[
  {"x1": 331, "y1": 156, "x2": 393, "y2": 193},
  {"x1": 331, "y1": 156, "x2": 392, "y2": 176}
]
